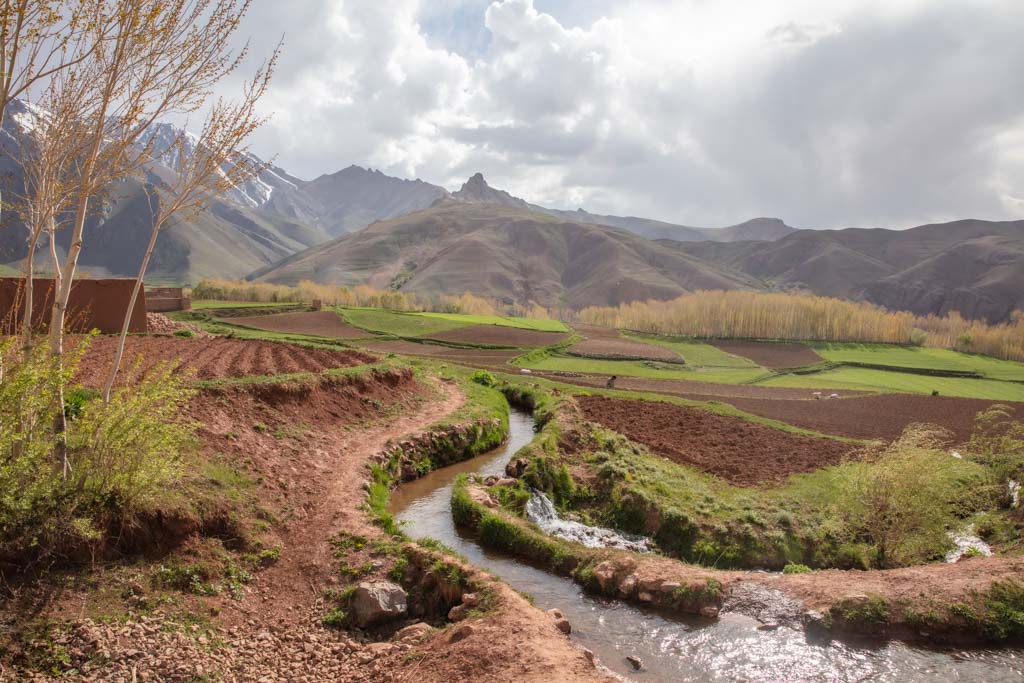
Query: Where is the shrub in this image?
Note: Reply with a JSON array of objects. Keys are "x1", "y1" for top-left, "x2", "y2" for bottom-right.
[
  {"x1": 981, "y1": 580, "x2": 1024, "y2": 640},
  {"x1": 172, "y1": 329, "x2": 195, "y2": 338},
  {"x1": 470, "y1": 370, "x2": 496, "y2": 387},
  {"x1": 782, "y1": 563, "x2": 812, "y2": 574},
  {"x1": 833, "y1": 426, "x2": 998, "y2": 568},
  {"x1": 838, "y1": 594, "x2": 888, "y2": 626},
  {"x1": 0, "y1": 338, "x2": 195, "y2": 562}
]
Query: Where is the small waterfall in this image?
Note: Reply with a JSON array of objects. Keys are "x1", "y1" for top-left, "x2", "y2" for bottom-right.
[
  {"x1": 525, "y1": 490, "x2": 653, "y2": 552},
  {"x1": 1009, "y1": 480, "x2": 1021, "y2": 509},
  {"x1": 945, "y1": 524, "x2": 992, "y2": 563}
]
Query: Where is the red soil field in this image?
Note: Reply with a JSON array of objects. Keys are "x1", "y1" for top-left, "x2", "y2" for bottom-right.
[
  {"x1": 722, "y1": 393, "x2": 1024, "y2": 444},
  {"x1": 358, "y1": 339, "x2": 521, "y2": 367},
  {"x1": 568, "y1": 337, "x2": 681, "y2": 362},
  {"x1": 537, "y1": 373, "x2": 1018, "y2": 444},
  {"x1": 230, "y1": 310, "x2": 371, "y2": 339},
  {"x1": 570, "y1": 323, "x2": 621, "y2": 338},
  {"x1": 577, "y1": 395, "x2": 858, "y2": 486},
  {"x1": 424, "y1": 324, "x2": 570, "y2": 347},
  {"x1": 76, "y1": 336, "x2": 376, "y2": 387},
  {"x1": 709, "y1": 340, "x2": 822, "y2": 368}
]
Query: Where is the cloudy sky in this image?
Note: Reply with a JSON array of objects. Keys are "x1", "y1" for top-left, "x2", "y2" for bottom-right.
[{"x1": 223, "y1": 0, "x2": 1024, "y2": 229}]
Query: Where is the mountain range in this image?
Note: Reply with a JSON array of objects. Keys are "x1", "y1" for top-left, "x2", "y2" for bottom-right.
[{"x1": 1, "y1": 101, "x2": 1022, "y2": 321}]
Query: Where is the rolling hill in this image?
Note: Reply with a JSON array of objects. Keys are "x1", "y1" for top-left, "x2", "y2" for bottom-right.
[
  {"x1": 672, "y1": 219, "x2": 1024, "y2": 321},
  {"x1": 252, "y1": 200, "x2": 758, "y2": 309}
]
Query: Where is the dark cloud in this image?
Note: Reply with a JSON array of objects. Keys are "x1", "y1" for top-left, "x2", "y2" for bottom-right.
[{"x1": 224, "y1": 0, "x2": 1024, "y2": 229}]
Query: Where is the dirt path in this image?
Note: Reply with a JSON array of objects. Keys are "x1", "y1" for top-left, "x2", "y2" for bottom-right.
[{"x1": 244, "y1": 378, "x2": 466, "y2": 626}]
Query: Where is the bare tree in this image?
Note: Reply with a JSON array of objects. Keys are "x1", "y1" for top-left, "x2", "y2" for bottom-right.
[
  {"x1": 45, "y1": 0, "x2": 256, "y2": 360},
  {"x1": 0, "y1": 0, "x2": 95, "y2": 360},
  {"x1": 14, "y1": 0, "x2": 262, "y2": 476},
  {"x1": 14, "y1": 86, "x2": 91, "y2": 348},
  {"x1": 102, "y1": 55, "x2": 276, "y2": 399},
  {"x1": 0, "y1": 1, "x2": 91, "y2": 112}
]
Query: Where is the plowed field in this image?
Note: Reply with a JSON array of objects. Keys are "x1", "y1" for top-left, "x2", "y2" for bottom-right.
[
  {"x1": 709, "y1": 340, "x2": 822, "y2": 369},
  {"x1": 568, "y1": 337, "x2": 681, "y2": 362},
  {"x1": 424, "y1": 324, "x2": 569, "y2": 347},
  {"x1": 77, "y1": 336, "x2": 375, "y2": 386},
  {"x1": 577, "y1": 395, "x2": 857, "y2": 486},
  {"x1": 229, "y1": 310, "x2": 371, "y2": 339}
]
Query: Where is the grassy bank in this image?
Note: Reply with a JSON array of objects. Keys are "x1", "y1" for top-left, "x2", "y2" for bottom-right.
[{"x1": 486, "y1": 381, "x2": 1011, "y2": 571}]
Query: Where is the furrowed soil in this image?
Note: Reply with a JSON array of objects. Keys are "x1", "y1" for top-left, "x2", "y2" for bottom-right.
[
  {"x1": 722, "y1": 393, "x2": 1024, "y2": 443},
  {"x1": 569, "y1": 323, "x2": 680, "y2": 361},
  {"x1": 229, "y1": 310, "x2": 374, "y2": 339},
  {"x1": 709, "y1": 339, "x2": 823, "y2": 368},
  {"x1": 75, "y1": 336, "x2": 375, "y2": 386},
  {"x1": 358, "y1": 339, "x2": 522, "y2": 367},
  {"x1": 568, "y1": 337, "x2": 681, "y2": 362},
  {"x1": 423, "y1": 324, "x2": 570, "y2": 347},
  {"x1": 577, "y1": 395, "x2": 858, "y2": 486}
]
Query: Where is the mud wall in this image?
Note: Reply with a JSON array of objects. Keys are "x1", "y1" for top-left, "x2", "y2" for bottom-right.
[
  {"x1": 0, "y1": 278, "x2": 147, "y2": 334},
  {"x1": 145, "y1": 287, "x2": 190, "y2": 312}
]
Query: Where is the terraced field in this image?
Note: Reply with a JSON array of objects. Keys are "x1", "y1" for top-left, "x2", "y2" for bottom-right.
[
  {"x1": 578, "y1": 395, "x2": 857, "y2": 485},
  {"x1": 230, "y1": 310, "x2": 374, "y2": 339},
  {"x1": 761, "y1": 366, "x2": 1024, "y2": 401},
  {"x1": 77, "y1": 336, "x2": 375, "y2": 385},
  {"x1": 339, "y1": 307, "x2": 567, "y2": 338}
]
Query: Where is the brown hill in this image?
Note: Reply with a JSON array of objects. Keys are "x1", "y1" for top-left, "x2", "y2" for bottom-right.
[
  {"x1": 253, "y1": 201, "x2": 757, "y2": 308},
  {"x1": 674, "y1": 219, "x2": 1024, "y2": 321}
]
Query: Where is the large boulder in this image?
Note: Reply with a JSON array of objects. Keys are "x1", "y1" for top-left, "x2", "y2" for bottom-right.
[{"x1": 351, "y1": 581, "x2": 408, "y2": 627}]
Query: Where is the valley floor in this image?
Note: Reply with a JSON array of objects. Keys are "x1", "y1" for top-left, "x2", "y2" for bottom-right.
[{"x1": 4, "y1": 307, "x2": 1024, "y2": 681}]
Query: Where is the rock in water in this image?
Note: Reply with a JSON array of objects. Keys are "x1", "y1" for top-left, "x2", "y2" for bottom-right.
[
  {"x1": 626, "y1": 655, "x2": 643, "y2": 670},
  {"x1": 351, "y1": 581, "x2": 408, "y2": 627}
]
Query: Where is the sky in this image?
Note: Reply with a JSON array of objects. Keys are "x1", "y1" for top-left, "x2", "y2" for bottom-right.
[{"x1": 219, "y1": 0, "x2": 1024, "y2": 229}]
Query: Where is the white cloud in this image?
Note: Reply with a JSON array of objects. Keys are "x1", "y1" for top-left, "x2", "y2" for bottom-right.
[{"x1": 226, "y1": 0, "x2": 1024, "y2": 228}]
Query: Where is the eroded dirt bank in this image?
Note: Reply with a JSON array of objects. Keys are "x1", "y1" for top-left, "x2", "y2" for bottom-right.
[{"x1": 2, "y1": 362, "x2": 610, "y2": 682}]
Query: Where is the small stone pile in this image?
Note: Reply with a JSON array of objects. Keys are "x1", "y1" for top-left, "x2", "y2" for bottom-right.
[
  {"x1": 5, "y1": 613, "x2": 434, "y2": 683},
  {"x1": 146, "y1": 312, "x2": 204, "y2": 336}
]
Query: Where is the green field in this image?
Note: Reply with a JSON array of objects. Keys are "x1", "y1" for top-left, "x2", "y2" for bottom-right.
[
  {"x1": 761, "y1": 367, "x2": 1024, "y2": 401},
  {"x1": 623, "y1": 332, "x2": 760, "y2": 368},
  {"x1": 521, "y1": 354, "x2": 767, "y2": 384},
  {"x1": 811, "y1": 342, "x2": 1024, "y2": 381},
  {"x1": 340, "y1": 308, "x2": 471, "y2": 337},
  {"x1": 192, "y1": 300, "x2": 303, "y2": 310},
  {"x1": 413, "y1": 312, "x2": 568, "y2": 332},
  {"x1": 340, "y1": 307, "x2": 568, "y2": 337}
]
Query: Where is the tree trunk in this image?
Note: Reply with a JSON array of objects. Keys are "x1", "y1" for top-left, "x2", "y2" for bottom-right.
[{"x1": 49, "y1": 191, "x2": 90, "y2": 479}]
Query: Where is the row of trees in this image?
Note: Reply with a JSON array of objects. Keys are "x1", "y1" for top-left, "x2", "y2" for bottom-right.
[
  {"x1": 578, "y1": 291, "x2": 1024, "y2": 361},
  {"x1": 2, "y1": 0, "x2": 275, "y2": 474},
  {"x1": 190, "y1": 278, "x2": 559, "y2": 319}
]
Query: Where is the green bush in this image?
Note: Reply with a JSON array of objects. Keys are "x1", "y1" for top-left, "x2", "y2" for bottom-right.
[
  {"x1": 172, "y1": 329, "x2": 195, "y2": 338},
  {"x1": 470, "y1": 370, "x2": 496, "y2": 387},
  {"x1": 782, "y1": 563, "x2": 812, "y2": 574},
  {"x1": 981, "y1": 580, "x2": 1024, "y2": 640},
  {"x1": 833, "y1": 426, "x2": 997, "y2": 568},
  {"x1": 0, "y1": 338, "x2": 195, "y2": 562}
]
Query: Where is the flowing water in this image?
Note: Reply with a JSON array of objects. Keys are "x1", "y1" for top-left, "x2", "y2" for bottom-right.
[
  {"x1": 525, "y1": 490, "x2": 654, "y2": 552},
  {"x1": 389, "y1": 409, "x2": 1024, "y2": 682}
]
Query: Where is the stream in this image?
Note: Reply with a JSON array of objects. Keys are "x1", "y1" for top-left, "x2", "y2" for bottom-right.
[{"x1": 389, "y1": 408, "x2": 1024, "y2": 682}]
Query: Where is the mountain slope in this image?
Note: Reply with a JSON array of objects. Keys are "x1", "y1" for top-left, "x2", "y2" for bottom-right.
[
  {"x1": 253, "y1": 201, "x2": 758, "y2": 308},
  {"x1": 300, "y1": 165, "x2": 449, "y2": 236},
  {"x1": 673, "y1": 219, "x2": 1024, "y2": 320}
]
